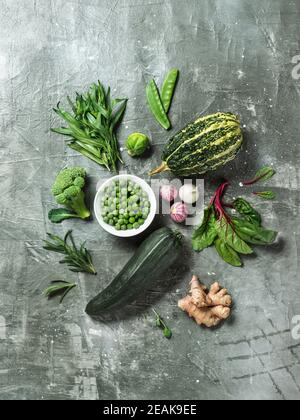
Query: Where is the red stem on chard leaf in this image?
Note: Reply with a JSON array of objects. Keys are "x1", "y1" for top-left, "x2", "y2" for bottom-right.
[
  {"x1": 210, "y1": 181, "x2": 232, "y2": 223},
  {"x1": 241, "y1": 169, "x2": 274, "y2": 186}
]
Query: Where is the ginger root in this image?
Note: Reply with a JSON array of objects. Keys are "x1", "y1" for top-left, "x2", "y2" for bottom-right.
[{"x1": 178, "y1": 276, "x2": 232, "y2": 328}]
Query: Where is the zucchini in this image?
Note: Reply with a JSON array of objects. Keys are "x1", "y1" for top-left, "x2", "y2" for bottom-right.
[
  {"x1": 86, "y1": 227, "x2": 183, "y2": 315},
  {"x1": 150, "y1": 112, "x2": 243, "y2": 176}
]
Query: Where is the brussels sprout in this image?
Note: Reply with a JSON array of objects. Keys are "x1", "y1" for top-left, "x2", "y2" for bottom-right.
[{"x1": 126, "y1": 133, "x2": 150, "y2": 157}]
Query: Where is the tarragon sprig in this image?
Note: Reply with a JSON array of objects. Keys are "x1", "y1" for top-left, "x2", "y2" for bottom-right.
[{"x1": 52, "y1": 81, "x2": 127, "y2": 172}]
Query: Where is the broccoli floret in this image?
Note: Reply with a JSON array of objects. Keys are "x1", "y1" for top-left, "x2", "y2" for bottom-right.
[{"x1": 51, "y1": 167, "x2": 90, "y2": 220}]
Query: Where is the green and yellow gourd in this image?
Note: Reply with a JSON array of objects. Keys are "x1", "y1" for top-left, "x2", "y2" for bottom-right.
[{"x1": 150, "y1": 112, "x2": 243, "y2": 176}]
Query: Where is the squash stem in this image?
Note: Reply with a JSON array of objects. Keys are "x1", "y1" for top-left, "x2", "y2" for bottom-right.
[{"x1": 149, "y1": 162, "x2": 170, "y2": 176}]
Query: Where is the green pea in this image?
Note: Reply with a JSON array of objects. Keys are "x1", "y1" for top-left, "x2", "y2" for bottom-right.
[
  {"x1": 121, "y1": 225, "x2": 127, "y2": 231},
  {"x1": 131, "y1": 195, "x2": 139, "y2": 203},
  {"x1": 129, "y1": 217, "x2": 135, "y2": 224},
  {"x1": 127, "y1": 224, "x2": 133, "y2": 230},
  {"x1": 133, "y1": 222, "x2": 140, "y2": 229},
  {"x1": 146, "y1": 79, "x2": 171, "y2": 130},
  {"x1": 115, "y1": 224, "x2": 121, "y2": 231}
]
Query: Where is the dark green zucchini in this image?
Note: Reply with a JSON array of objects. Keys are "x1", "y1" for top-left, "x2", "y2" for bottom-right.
[{"x1": 86, "y1": 227, "x2": 183, "y2": 315}]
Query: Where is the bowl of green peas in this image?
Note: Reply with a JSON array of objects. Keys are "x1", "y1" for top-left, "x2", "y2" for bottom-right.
[{"x1": 94, "y1": 174, "x2": 157, "y2": 237}]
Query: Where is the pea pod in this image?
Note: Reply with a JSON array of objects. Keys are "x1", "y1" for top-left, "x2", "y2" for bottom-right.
[
  {"x1": 146, "y1": 79, "x2": 171, "y2": 130},
  {"x1": 161, "y1": 68, "x2": 179, "y2": 113}
]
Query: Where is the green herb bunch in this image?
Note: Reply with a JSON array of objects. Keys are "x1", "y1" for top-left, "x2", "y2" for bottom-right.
[
  {"x1": 52, "y1": 81, "x2": 127, "y2": 171},
  {"x1": 43, "y1": 230, "x2": 97, "y2": 275}
]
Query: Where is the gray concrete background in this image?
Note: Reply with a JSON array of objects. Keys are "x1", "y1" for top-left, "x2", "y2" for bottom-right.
[{"x1": 0, "y1": 0, "x2": 299, "y2": 400}]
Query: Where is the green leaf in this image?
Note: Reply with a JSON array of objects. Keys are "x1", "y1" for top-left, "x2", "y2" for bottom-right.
[
  {"x1": 48, "y1": 208, "x2": 81, "y2": 223},
  {"x1": 51, "y1": 127, "x2": 73, "y2": 136},
  {"x1": 243, "y1": 166, "x2": 276, "y2": 185},
  {"x1": 152, "y1": 309, "x2": 172, "y2": 340},
  {"x1": 44, "y1": 281, "x2": 76, "y2": 303},
  {"x1": 192, "y1": 206, "x2": 217, "y2": 252},
  {"x1": 111, "y1": 99, "x2": 128, "y2": 130},
  {"x1": 232, "y1": 218, "x2": 278, "y2": 245},
  {"x1": 216, "y1": 217, "x2": 253, "y2": 255},
  {"x1": 253, "y1": 191, "x2": 277, "y2": 200},
  {"x1": 233, "y1": 198, "x2": 262, "y2": 226},
  {"x1": 215, "y1": 238, "x2": 243, "y2": 267},
  {"x1": 254, "y1": 167, "x2": 276, "y2": 182},
  {"x1": 163, "y1": 328, "x2": 172, "y2": 339}
]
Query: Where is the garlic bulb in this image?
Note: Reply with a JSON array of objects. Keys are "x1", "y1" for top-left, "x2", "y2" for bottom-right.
[
  {"x1": 160, "y1": 185, "x2": 178, "y2": 203},
  {"x1": 170, "y1": 203, "x2": 189, "y2": 223},
  {"x1": 179, "y1": 184, "x2": 199, "y2": 204}
]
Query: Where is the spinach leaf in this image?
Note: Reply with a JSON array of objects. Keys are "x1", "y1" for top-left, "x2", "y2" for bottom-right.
[
  {"x1": 215, "y1": 238, "x2": 242, "y2": 267},
  {"x1": 232, "y1": 218, "x2": 278, "y2": 245},
  {"x1": 216, "y1": 217, "x2": 253, "y2": 255},
  {"x1": 192, "y1": 206, "x2": 217, "y2": 252},
  {"x1": 233, "y1": 198, "x2": 262, "y2": 226}
]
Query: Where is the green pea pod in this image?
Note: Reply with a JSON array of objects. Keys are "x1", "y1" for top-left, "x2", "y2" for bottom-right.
[
  {"x1": 146, "y1": 79, "x2": 171, "y2": 130},
  {"x1": 161, "y1": 68, "x2": 179, "y2": 113}
]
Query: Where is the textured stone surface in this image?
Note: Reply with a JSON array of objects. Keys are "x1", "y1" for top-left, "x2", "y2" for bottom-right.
[{"x1": 0, "y1": 0, "x2": 299, "y2": 400}]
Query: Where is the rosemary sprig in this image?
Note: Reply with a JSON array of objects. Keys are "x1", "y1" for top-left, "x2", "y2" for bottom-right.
[
  {"x1": 44, "y1": 280, "x2": 76, "y2": 303},
  {"x1": 52, "y1": 81, "x2": 128, "y2": 172},
  {"x1": 152, "y1": 309, "x2": 172, "y2": 339},
  {"x1": 43, "y1": 230, "x2": 97, "y2": 275}
]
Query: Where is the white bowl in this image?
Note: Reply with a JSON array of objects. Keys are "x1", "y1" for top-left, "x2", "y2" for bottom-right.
[{"x1": 94, "y1": 174, "x2": 157, "y2": 238}]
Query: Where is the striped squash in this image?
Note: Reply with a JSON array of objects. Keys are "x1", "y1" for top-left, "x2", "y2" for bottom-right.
[{"x1": 150, "y1": 112, "x2": 243, "y2": 176}]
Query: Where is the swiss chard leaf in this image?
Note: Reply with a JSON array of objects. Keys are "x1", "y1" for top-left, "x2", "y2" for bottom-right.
[
  {"x1": 215, "y1": 238, "x2": 242, "y2": 267},
  {"x1": 243, "y1": 167, "x2": 276, "y2": 185},
  {"x1": 233, "y1": 198, "x2": 262, "y2": 226},
  {"x1": 192, "y1": 206, "x2": 217, "y2": 252},
  {"x1": 216, "y1": 217, "x2": 253, "y2": 255},
  {"x1": 254, "y1": 167, "x2": 276, "y2": 182},
  {"x1": 253, "y1": 191, "x2": 276, "y2": 200},
  {"x1": 232, "y1": 218, "x2": 278, "y2": 245}
]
